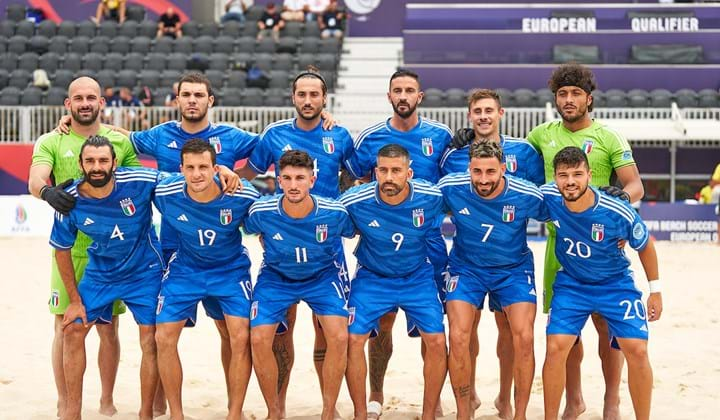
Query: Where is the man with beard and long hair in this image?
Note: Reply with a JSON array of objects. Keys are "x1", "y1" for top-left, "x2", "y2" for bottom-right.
[
  {"x1": 340, "y1": 144, "x2": 447, "y2": 420},
  {"x1": 236, "y1": 67, "x2": 354, "y2": 418},
  {"x1": 29, "y1": 76, "x2": 140, "y2": 419},
  {"x1": 244, "y1": 150, "x2": 355, "y2": 420},
  {"x1": 49, "y1": 136, "x2": 164, "y2": 420},
  {"x1": 438, "y1": 140, "x2": 543, "y2": 420},
  {"x1": 540, "y1": 146, "x2": 661, "y2": 420},
  {"x1": 527, "y1": 63, "x2": 644, "y2": 420},
  {"x1": 345, "y1": 69, "x2": 452, "y2": 419}
]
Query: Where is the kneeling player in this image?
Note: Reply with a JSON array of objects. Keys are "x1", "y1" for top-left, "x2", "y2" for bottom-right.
[
  {"x1": 541, "y1": 147, "x2": 662, "y2": 420},
  {"x1": 153, "y1": 140, "x2": 260, "y2": 420}
]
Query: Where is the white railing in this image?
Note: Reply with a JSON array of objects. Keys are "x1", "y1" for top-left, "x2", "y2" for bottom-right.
[{"x1": 1, "y1": 105, "x2": 719, "y2": 144}]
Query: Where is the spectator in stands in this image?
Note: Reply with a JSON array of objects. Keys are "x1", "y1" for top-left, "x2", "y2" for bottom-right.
[
  {"x1": 221, "y1": 0, "x2": 253, "y2": 23},
  {"x1": 257, "y1": 3, "x2": 285, "y2": 42},
  {"x1": 318, "y1": 0, "x2": 345, "y2": 39},
  {"x1": 93, "y1": 0, "x2": 126, "y2": 24},
  {"x1": 250, "y1": 171, "x2": 277, "y2": 196},
  {"x1": 306, "y1": 0, "x2": 329, "y2": 21},
  {"x1": 281, "y1": 0, "x2": 308, "y2": 22},
  {"x1": 157, "y1": 7, "x2": 183, "y2": 38},
  {"x1": 111, "y1": 87, "x2": 149, "y2": 130},
  {"x1": 698, "y1": 163, "x2": 720, "y2": 204},
  {"x1": 138, "y1": 86, "x2": 153, "y2": 106},
  {"x1": 164, "y1": 82, "x2": 179, "y2": 107},
  {"x1": 102, "y1": 87, "x2": 118, "y2": 124}
]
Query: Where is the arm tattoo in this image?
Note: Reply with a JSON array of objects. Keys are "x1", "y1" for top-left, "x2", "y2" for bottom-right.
[{"x1": 368, "y1": 329, "x2": 393, "y2": 393}]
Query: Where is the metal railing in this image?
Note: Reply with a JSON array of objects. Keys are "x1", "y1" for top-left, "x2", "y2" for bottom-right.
[{"x1": 1, "y1": 105, "x2": 719, "y2": 144}]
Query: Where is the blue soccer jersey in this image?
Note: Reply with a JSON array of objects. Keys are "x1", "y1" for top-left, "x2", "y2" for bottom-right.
[
  {"x1": 339, "y1": 179, "x2": 444, "y2": 278},
  {"x1": 439, "y1": 135, "x2": 545, "y2": 185},
  {"x1": 439, "y1": 173, "x2": 545, "y2": 269},
  {"x1": 247, "y1": 118, "x2": 354, "y2": 198},
  {"x1": 153, "y1": 175, "x2": 260, "y2": 273},
  {"x1": 49, "y1": 167, "x2": 164, "y2": 282},
  {"x1": 244, "y1": 194, "x2": 355, "y2": 281},
  {"x1": 345, "y1": 117, "x2": 452, "y2": 183},
  {"x1": 541, "y1": 184, "x2": 650, "y2": 283}
]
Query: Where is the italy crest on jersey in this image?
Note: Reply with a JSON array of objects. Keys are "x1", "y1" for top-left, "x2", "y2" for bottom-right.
[
  {"x1": 412, "y1": 208, "x2": 425, "y2": 227},
  {"x1": 502, "y1": 205, "x2": 515, "y2": 222},
  {"x1": 316, "y1": 224, "x2": 328, "y2": 242},
  {"x1": 120, "y1": 198, "x2": 136, "y2": 216},
  {"x1": 421, "y1": 137, "x2": 434, "y2": 156},
  {"x1": 505, "y1": 154, "x2": 517, "y2": 173},
  {"x1": 446, "y1": 275, "x2": 459, "y2": 293},
  {"x1": 582, "y1": 139, "x2": 594, "y2": 154},
  {"x1": 50, "y1": 289, "x2": 59, "y2": 308},
  {"x1": 250, "y1": 301, "x2": 258, "y2": 320},
  {"x1": 322, "y1": 137, "x2": 335, "y2": 154},
  {"x1": 348, "y1": 307, "x2": 355, "y2": 325},
  {"x1": 209, "y1": 136, "x2": 222, "y2": 154},
  {"x1": 220, "y1": 208, "x2": 233, "y2": 225},
  {"x1": 591, "y1": 224, "x2": 604, "y2": 242}
]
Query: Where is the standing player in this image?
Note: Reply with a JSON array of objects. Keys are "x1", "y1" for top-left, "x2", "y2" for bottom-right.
[
  {"x1": 28, "y1": 76, "x2": 140, "y2": 418},
  {"x1": 441, "y1": 88, "x2": 544, "y2": 418},
  {"x1": 153, "y1": 140, "x2": 260, "y2": 420},
  {"x1": 345, "y1": 70, "x2": 452, "y2": 417},
  {"x1": 244, "y1": 150, "x2": 354, "y2": 420},
  {"x1": 541, "y1": 146, "x2": 662, "y2": 420},
  {"x1": 236, "y1": 68, "x2": 354, "y2": 416},
  {"x1": 528, "y1": 63, "x2": 644, "y2": 419},
  {"x1": 341, "y1": 144, "x2": 447, "y2": 420},
  {"x1": 439, "y1": 140, "x2": 543, "y2": 420},
  {"x1": 49, "y1": 136, "x2": 163, "y2": 420}
]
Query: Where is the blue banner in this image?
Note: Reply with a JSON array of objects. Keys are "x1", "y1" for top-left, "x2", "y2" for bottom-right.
[{"x1": 639, "y1": 202, "x2": 718, "y2": 242}]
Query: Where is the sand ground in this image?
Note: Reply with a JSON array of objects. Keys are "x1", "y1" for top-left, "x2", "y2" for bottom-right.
[{"x1": 1, "y1": 237, "x2": 717, "y2": 420}]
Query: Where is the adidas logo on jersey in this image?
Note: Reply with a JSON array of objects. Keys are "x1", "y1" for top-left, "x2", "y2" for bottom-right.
[
  {"x1": 458, "y1": 208, "x2": 470, "y2": 215},
  {"x1": 177, "y1": 214, "x2": 189, "y2": 222},
  {"x1": 529, "y1": 288, "x2": 537, "y2": 296},
  {"x1": 639, "y1": 324, "x2": 648, "y2": 332},
  {"x1": 83, "y1": 217, "x2": 94, "y2": 225},
  {"x1": 553, "y1": 220, "x2": 561, "y2": 228},
  {"x1": 63, "y1": 150, "x2": 75, "y2": 158},
  {"x1": 281, "y1": 144, "x2": 292, "y2": 152},
  {"x1": 272, "y1": 233, "x2": 284, "y2": 241},
  {"x1": 368, "y1": 220, "x2": 380, "y2": 227},
  {"x1": 167, "y1": 141, "x2": 178, "y2": 149}
]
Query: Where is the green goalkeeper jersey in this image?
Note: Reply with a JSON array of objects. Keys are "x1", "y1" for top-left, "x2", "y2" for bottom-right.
[
  {"x1": 527, "y1": 120, "x2": 636, "y2": 186},
  {"x1": 31, "y1": 126, "x2": 141, "y2": 257}
]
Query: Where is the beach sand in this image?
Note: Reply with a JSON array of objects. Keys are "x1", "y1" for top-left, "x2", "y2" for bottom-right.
[{"x1": 1, "y1": 237, "x2": 717, "y2": 420}]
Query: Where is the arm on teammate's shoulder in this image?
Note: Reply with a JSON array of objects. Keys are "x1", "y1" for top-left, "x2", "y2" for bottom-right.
[
  {"x1": 105, "y1": 124, "x2": 131, "y2": 138},
  {"x1": 218, "y1": 165, "x2": 240, "y2": 193},
  {"x1": 28, "y1": 164, "x2": 52, "y2": 198},
  {"x1": 234, "y1": 164, "x2": 258, "y2": 181},
  {"x1": 615, "y1": 164, "x2": 644, "y2": 202}
]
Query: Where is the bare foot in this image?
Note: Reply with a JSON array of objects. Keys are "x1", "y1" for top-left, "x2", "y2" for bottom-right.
[
  {"x1": 334, "y1": 408, "x2": 343, "y2": 420},
  {"x1": 603, "y1": 397, "x2": 620, "y2": 420},
  {"x1": 434, "y1": 403, "x2": 444, "y2": 417},
  {"x1": 494, "y1": 396, "x2": 513, "y2": 420},
  {"x1": 561, "y1": 399, "x2": 586, "y2": 420},
  {"x1": 99, "y1": 398, "x2": 118, "y2": 417}
]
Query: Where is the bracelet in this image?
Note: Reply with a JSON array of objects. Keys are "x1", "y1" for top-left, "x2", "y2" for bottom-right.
[
  {"x1": 39, "y1": 185, "x2": 49, "y2": 199},
  {"x1": 648, "y1": 280, "x2": 662, "y2": 293}
]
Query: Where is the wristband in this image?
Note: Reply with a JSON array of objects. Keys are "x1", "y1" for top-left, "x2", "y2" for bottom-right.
[
  {"x1": 39, "y1": 185, "x2": 49, "y2": 200},
  {"x1": 648, "y1": 280, "x2": 662, "y2": 293}
]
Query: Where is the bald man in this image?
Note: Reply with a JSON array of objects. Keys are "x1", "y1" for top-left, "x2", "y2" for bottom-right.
[{"x1": 29, "y1": 76, "x2": 141, "y2": 418}]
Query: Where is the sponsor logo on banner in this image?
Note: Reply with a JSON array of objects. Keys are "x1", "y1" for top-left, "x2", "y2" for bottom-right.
[
  {"x1": 348, "y1": 307, "x2": 356, "y2": 325},
  {"x1": 505, "y1": 154, "x2": 517, "y2": 173},
  {"x1": 344, "y1": 0, "x2": 382, "y2": 15},
  {"x1": 446, "y1": 275, "x2": 459, "y2": 293},
  {"x1": 50, "y1": 289, "x2": 60, "y2": 308},
  {"x1": 209, "y1": 137, "x2": 222, "y2": 154},
  {"x1": 251, "y1": 301, "x2": 259, "y2": 320},
  {"x1": 322, "y1": 137, "x2": 335, "y2": 154},
  {"x1": 421, "y1": 138, "x2": 434, "y2": 156},
  {"x1": 412, "y1": 208, "x2": 425, "y2": 227},
  {"x1": 316, "y1": 224, "x2": 328, "y2": 242},
  {"x1": 582, "y1": 140, "x2": 594, "y2": 154},
  {"x1": 15, "y1": 204, "x2": 27, "y2": 224},
  {"x1": 220, "y1": 209, "x2": 232, "y2": 225},
  {"x1": 120, "y1": 198, "x2": 136, "y2": 216},
  {"x1": 502, "y1": 205, "x2": 515, "y2": 222},
  {"x1": 591, "y1": 223, "x2": 605, "y2": 241}
]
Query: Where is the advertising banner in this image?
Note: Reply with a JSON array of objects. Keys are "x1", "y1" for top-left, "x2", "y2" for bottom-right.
[{"x1": 640, "y1": 202, "x2": 718, "y2": 242}]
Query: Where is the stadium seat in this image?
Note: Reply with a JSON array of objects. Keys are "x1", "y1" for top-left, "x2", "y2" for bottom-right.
[
  {"x1": 276, "y1": 37, "x2": 297, "y2": 54},
  {"x1": 422, "y1": 93, "x2": 445, "y2": 107},
  {"x1": 0, "y1": 20, "x2": 14, "y2": 38},
  {"x1": 0, "y1": 86, "x2": 21, "y2": 104},
  {"x1": 38, "y1": 52, "x2": 60, "y2": 74},
  {"x1": 7, "y1": 35, "x2": 26, "y2": 54},
  {"x1": 674, "y1": 89, "x2": 698, "y2": 108},
  {"x1": 0, "y1": 36, "x2": 6, "y2": 53},
  {"x1": 245, "y1": 5, "x2": 264, "y2": 22},
  {"x1": 48, "y1": 35, "x2": 69, "y2": 55},
  {"x1": 273, "y1": 53, "x2": 294, "y2": 72},
  {"x1": 320, "y1": 38, "x2": 341, "y2": 54},
  {"x1": 284, "y1": 22, "x2": 304, "y2": 38},
  {"x1": 315, "y1": 53, "x2": 337, "y2": 71},
  {"x1": 264, "y1": 94, "x2": 289, "y2": 107},
  {"x1": 153, "y1": 36, "x2": 174, "y2": 54},
  {"x1": 82, "y1": 52, "x2": 104, "y2": 72},
  {"x1": 304, "y1": 23, "x2": 320, "y2": 38},
  {"x1": 28, "y1": 35, "x2": 49, "y2": 54},
  {"x1": 221, "y1": 88, "x2": 244, "y2": 106},
  {"x1": 16, "y1": 52, "x2": 38, "y2": 72},
  {"x1": 145, "y1": 52, "x2": 167, "y2": 71},
  {"x1": 604, "y1": 89, "x2": 627, "y2": 107},
  {"x1": 161, "y1": 69, "x2": 181, "y2": 84},
  {"x1": 45, "y1": 87, "x2": 67, "y2": 105},
  {"x1": 126, "y1": 4, "x2": 146, "y2": 22},
  {"x1": 74, "y1": 69, "x2": 97, "y2": 80},
  {"x1": 194, "y1": 35, "x2": 214, "y2": 53},
  {"x1": 52, "y1": 69, "x2": 74, "y2": 89},
  {"x1": 200, "y1": 22, "x2": 219, "y2": 37},
  {"x1": 226, "y1": 70, "x2": 247, "y2": 89},
  {"x1": 166, "y1": 53, "x2": 187, "y2": 71},
  {"x1": 590, "y1": 89, "x2": 606, "y2": 108},
  {"x1": 76, "y1": 20, "x2": 96, "y2": 38},
  {"x1": 553, "y1": 45, "x2": 600, "y2": 64},
  {"x1": 221, "y1": 20, "x2": 243, "y2": 37},
  {"x1": 631, "y1": 44, "x2": 703, "y2": 64},
  {"x1": 649, "y1": 89, "x2": 673, "y2": 108},
  {"x1": 268, "y1": 70, "x2": 290, "y2": 89},
  {"x1": 182, "y1": 21, "x2": 200, "y2": 38},
  {"x1": 298, "y1": 37, "x2": 320, "y2": 54},
  {"x1": 241, "y1": 88, "x2": 265, "y2": 106},
  {"x1": 214, "y1": 36, "x2": 235, "y2": 54},
  {"x1": 103, "y1": 52, "x2": 124, "y2": 70},
  {"x1": 69, "y1": 36, "x2": 91, "y2": 55},
  {"x1": 61, "y1": 52, "x2": 83, "y2": 72},
  {"x1": 98, "y1": 21, "x2": 118, "y2": 38},
  {"x1": 123, "y1": 52, "x2": 144, "y2": 72},
  {"x1": 511, "y1": 88, "x2": 535, "y2": 107},
  {"x1": 15, "y1": 20, "x2": 34, "y2": 38},
  {"x1": 36, "y1": 20, "x2": 57, "y2": 38},
  {"x1": 139, "y1": 69, "x2": 161, "y2": 89},
  {"x1": 253, "y1": 53, "x2": 273, "y2": 71},
  {"x1": 0, "y1": 52, "x2": 18, "y2": 71},
  {"x1": 6, "y1": 4, "x2": 26, "y2": 22},
  {"x1": 8, "y1": 68, "x2": 30, "y2": 89},
  {"x1": 95, "y1": 69, "x2": 116, "y2": 89},
  {"x1": 424, "y1": 88, "x2": 443, "y2": 98},
  {"x1": 627, "y1": 89, "x2": 649, "y2": 107},
  {"x1": 204, "y1": 69, "x2": 225, "y2": 89},
  {"x1": 297, "y1": 53, "x2": 315, "y2": 70},
  {"x1": 116, "y1": 69, "x2": 137, "y2": 88},
  {"x1": 174, "y1": 36, "x2": 193, "y2": 54},
  {"x1": 209, "y1": 52, "x2": 229, "y2": 71},
  {"x1": 21, "y1": 86, "x2": 43, "y2": 105},
  {"x1": 255, "y1": 38, "x2": 276, "y2": 54},
  {"x1": 535, "y1": 88, "x2": 554, "y2": 106},
  {"x1": 89, "y1": 36, "x2": 110, "y2": 54},
  {"x1": 236, "y1": 36, "x2": 255, "y2": 54},
  {"x1": 0, "y1": 68, "x2": 8, "y2": 88},
  {"x1": 138, "y1": 20, "x2": 157, "y2": 38},
  {"x1": 697, "y1": 89, "x2": 720, "y2": 108},
  {"x1": 242, "y1": 23, "x2": 258, "y2": 37},
  {"x1": 118, "y1": 21, "x2": 138, "y2": 38},
  {"x1": 109, "y1": 36, "x2": 131, "y2": 54},
  {"x1": 131, "y1": 36, "x2": 152, "y2": 54},
  {"x1": 57, "y1": 21, "x2": 76, "y2": 37}
]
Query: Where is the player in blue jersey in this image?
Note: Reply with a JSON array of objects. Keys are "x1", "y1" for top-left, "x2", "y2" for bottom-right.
[
  {"x1": 344, "y1": 70, "x2": 452, "y2": 417},
  {"x1": 152, "y1": 140, "x2": 260, "y2": 420},
  {"x1": 49, "y1": 136, "x2": 164, "y2": 420},
  {"x1": 541, "y1": 147, "x2": 662, "y2": 420},
  {"x1": 244, "y1": 150, "x2": 354, "y2": 420},
  {"x1": 340, "y1": 144, "x2": 447, "y2": 420},
  {"x1": 440, "y1": 89, "x2": 545, "y2": 418},
  {"x1": 439, "y1": 140, "x2": 544, "y2": 420},
  {"x1": 235, "y1": 67, "x2": 354, "y2": 417}
]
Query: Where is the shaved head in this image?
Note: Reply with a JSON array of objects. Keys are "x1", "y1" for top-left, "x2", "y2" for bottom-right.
[{"x1": 68, "y1": 77, "x2": 102, "y2": 98}]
